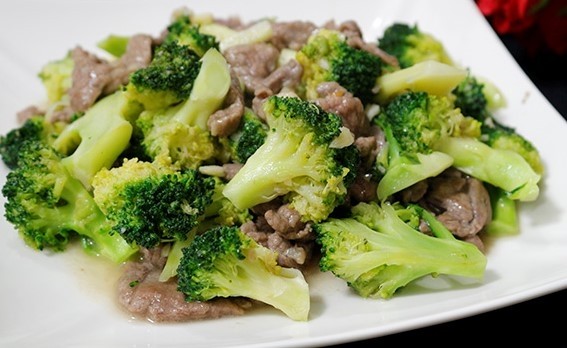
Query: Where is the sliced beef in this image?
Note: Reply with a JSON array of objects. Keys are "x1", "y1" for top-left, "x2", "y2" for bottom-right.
[
  {"x1": 420, "y1": 168, "x2": 492, "y2": 247},
  {"x1": 270, "y1": 21, "x2": 317, "y2": 50},
  {"x1": 103, "y1": 33, "x2": 153, "y2": 94},
  {"x1": 117, "y1": 247, "x2": 252, "y2": 322},
  {"x1": 223, "y1": 43, "x2": 280, "y2": 94},
  {"x1": 324, "y1": 19, "x2": 399, "y2": 68},
  {"x1": 16, "y1": 105, "x2": 44, "y2": 123},
  {"x1": 314, "y1": 81, "x2": 369, "y2": 137},
  {"x1": 69, "y1": 46, "x2": 113, "y2": 113},
  {"x1": 261, "y1": 59, "x2": 303, "y2": 94},
  {"x1": 68, "y1": 34, "x2": 153, "y2": 116},
  {"x1": 208, "y1": 70, "x2": 245, "y2": 137},
  {"x1": 264, "y1": 204, "x2": 313, "y2": 240}
]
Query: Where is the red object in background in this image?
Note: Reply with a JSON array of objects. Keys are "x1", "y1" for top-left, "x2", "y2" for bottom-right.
[{"x1": 476, "y1": 0, "x2": 567, "y2": 56}]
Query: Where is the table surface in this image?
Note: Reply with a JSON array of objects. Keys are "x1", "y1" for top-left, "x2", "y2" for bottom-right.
[{"x1": 333, "y1": 35, "x2": 567, "y2": 347}]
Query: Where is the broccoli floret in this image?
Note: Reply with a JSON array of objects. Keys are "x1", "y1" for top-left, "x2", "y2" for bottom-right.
[
  {"x1": 296, "y1": 29, "x2": 382, "y2": 103},
  {"x1": 38, "y1": 53, "x2": 74, "y2": 104},
  {"x1": 176, "y1": 225, "x2": 310, "y2": 321},
  {"x1": 51, "y1": 90, "x2": 139, "y2": 190},
  {"x1": 314, "y1": 201, "x2": 487, "y2": 299},
  {"x1": 135, "y1": 47, "x2": 231, "y2": 169},
  {"x1": 92, "y1": 158, "x2": 216, "y2": 248},
  {"x1": 377, "y1": 23, "x2": 452, "y2": 70},
  {"x1": 374, "y1": 91, "x2": 480, "y2": 200},
  {"x1": 482, "y1": 124, "x2": 544, "y2": 176},
  {"x1": 125, "y1": 41, "x2": 202, "y2": 111},
  {"x1": 159, "y1": 177, "x2": 252, "y2": 282},
  {"x1": 165, "y1": 15, "x2": 219, "y2": 57},
  {"x1": 224, "y1": 107, "x2": 268, "y2": 164},
  {"x1": 222, "y1": 95, "x2": 360, "y2": 223},
  {"x1": 2, "y1": 140, "x2": 138, "y2": 263},
  {"x1": 435, "y1": 135, "x2": 541, "y2": 202},
  {"x1": 0, "y1": 116, "x2": 66, "y2": 170},
  {"x1": 452, "y1": 73, "x2": 490, "y2": 122}
]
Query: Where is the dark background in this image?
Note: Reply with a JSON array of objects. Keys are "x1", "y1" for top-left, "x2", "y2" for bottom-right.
[{"x1": 332, "y1": 33, "x2": 567, "y2": 347}]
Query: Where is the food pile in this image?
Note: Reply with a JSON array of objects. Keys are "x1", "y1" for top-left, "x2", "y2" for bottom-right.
[{"x1": 0, "y1": 7, "x2": 543, "y2": 322}]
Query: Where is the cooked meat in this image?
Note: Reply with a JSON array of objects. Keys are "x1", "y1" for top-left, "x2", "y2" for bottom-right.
[
  {"x1": 315, "y1": 81, "x2": 369, "y2": 137},
  {"x1": 223, "y1": 43, "x2": 280, "y2": 94},
  {"x1": 270, "y1": 21, "x2": 317, "y2": 50},
  {"x1": 222, "y1": 163, "x2": 243, "y2": 180},
  {"x1": 421, "y1": 168, "x2": 492, "y2": 240},
  {"x1": 117, "y1": 247, "x2": 252, "y2": 322},
  {"x1": 69, "y1": 46, "x2": 112, "y2": 113},
  {"x1": 267, "y1": 232, "x2": 313, "y2": 268},
  {"x1": 264, "y1": 204, "x2": 313, "y2": 240},
  {"x1": 68, "y1": 34, "x2": 153, "y2": 115},
  {"x1": 208, "y1": 70, "x2": 245, "y2": 137},
  {"x1": 103, "y1": 33, "x2": 153, "y2": 94},
  {"x1": 16, "y1": 105, "x2": 43, "y2": 123},
  {"x1": 261, "y1": 59, "x2": 303, "y2": 94},
  {"x1": 348, "y1": 171, "x2": 378, "y2": 203}
]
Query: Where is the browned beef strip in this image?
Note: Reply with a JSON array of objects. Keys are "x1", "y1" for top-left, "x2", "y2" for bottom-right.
[
  {"x1": 348, "y1": 171, "x2": 378, "y2": 203},
  {"x1": 68, "y1": 35, "x2": 153, "y2": 116},
  {"x1": 270, "y1": 21, "x2": 317, "y2": 51},
  {"x1": 261, "y1": 59, "x2": 303, "y2": 94},
  {"x1": 264, "y1": 204, "x2": 313, "y2": 241},
  {"x1": 323, "y1": 19, "x2": 399, "y2": 68},
  {"x1": 69, "y1": 46, "x2": 112, "y2": 113},
  {"x1": 222, "y1": 163, "x2": 243, "y2": 180},
  {"x1": 103, "y1": 34, "x2": 153, "y2": 94},
  {"x1": 314, "y1": 81, "x2": 369, "y2": 137},
  {"x1": 420, "y1": 168, "x2": 492, "y2": 241},
  {"x1": 223, "y1": 43, "x2": 280, "y2": 94},
  {"x1": 267, "y1": 232, "x2": 314, "y2": 269},
  {"x1": 208, "y1": 70, "x2": 245, "y2": 137},
  {"x1": 117, "y1": 247, "x2": 252, "y2": 322},
  {"x1": 16, "y1": 105, "x2": 44, "y2": 123}
]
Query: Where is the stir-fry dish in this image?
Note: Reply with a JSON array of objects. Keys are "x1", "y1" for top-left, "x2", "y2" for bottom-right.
[{"x1": 0, "y1": 7, "x2": 543, "y2": 322}]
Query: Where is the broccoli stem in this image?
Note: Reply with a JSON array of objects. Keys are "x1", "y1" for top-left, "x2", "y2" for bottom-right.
[
  {"x1": 58, "y1": 172, "x2": 137, "y2": 263},
  {"x1": 175, "y1": 48, "x2": 231, "y2": 130},
  {"x1": 485, "y1": 186, "x2": 519, "y2": 236},
  {"x1": 435, "y1": 136, "x2": 541, "y2": 201}
]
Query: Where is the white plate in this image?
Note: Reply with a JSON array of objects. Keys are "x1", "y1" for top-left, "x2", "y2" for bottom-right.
[{"x1": 1, "y1": 0, "x2": 566, "y2": 347}]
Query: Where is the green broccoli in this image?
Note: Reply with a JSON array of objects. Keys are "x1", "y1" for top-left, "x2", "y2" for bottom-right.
[
  {"x1": 50, "y1": 90, "x2": 140, "y2": 190},
  {"x1": 0, "y1": 115, "x2": 66, "y2": 170},
  {"x1": 164, "y1": 14, "x2": 219, "y2": 57},
  {"x1": 38, "y1": 53, "x2": 74, "y2": 104},
  {"x1": 435, "y1": 135, "x2": 541, "y2": 202},
  {"x1": 125, "y1": 41, "x2": 203, "y2": 111},
  {"x1": 485, "y1": 185, "x2": 519, "y2": 236},
  {"x1": 482, "y1": 124, "x2": 544, "y2": 176},
  {"x1": 222, "y1": 95, "x2": 360, "y2": 223},
  {"x1": 223, "y1": 107, "x2": 268, "y2": 164},
  {"x1": 452, "y1": 73, "x2": 489, "y2": 122},
  {"x1": 159, "y1": 176, "x2": 252, "y2": 282},
  {"x1": 2, "y1": 140, "x2": 138, "y2": 263},
  {"x1": 377, "y1": 22, "x2": 453, "y2": 70},
  {"x1": 91, "y1": 158, "x2": 216, "y2": 248},
  {"x1": 375, "y1": 60, "x2": 468, "y2": 104},
  {"x1": 135, "y1": 47, "x2": 231, "y2": 169},
  {"x1": 374, "y1": 91, "x2": 481, "y2": 200},
  {"x1": 97, "y1": 34, "x2": 130, "y2": 58},
  {"x1": 176, "y1": 225, "x2": 310, "y2": 321},
  {"x1": 314, "y1": 201, "x2": 487, "y2": 299},
  {"x1": 296, "y1": 28, "x2": 382, "y2": 103}
]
